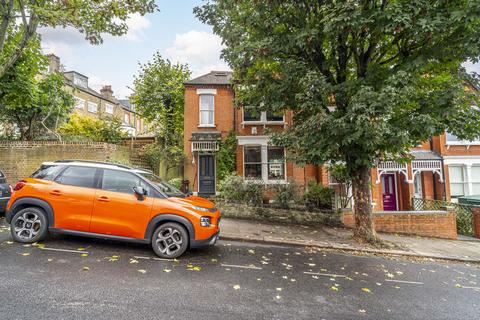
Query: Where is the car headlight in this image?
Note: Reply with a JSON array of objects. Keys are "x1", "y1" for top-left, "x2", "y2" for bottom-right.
[
  {"x1": 200, "y1": 216, "x2": 212, "y2": 227},
  {"x1": 192, "y1": 205, "x2": 212, "y2": 212}
]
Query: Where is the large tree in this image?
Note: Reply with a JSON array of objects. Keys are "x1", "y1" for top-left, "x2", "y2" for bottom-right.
[
  {"x1": 0, "y1": 0, "x2": 156, "y2": 79},
  {"x1": 196, "y1": 0, "x2": 480, "y2": 242},
  {"x1": 131, "y1": 52, "x2": 191, "y2": 176},
  {"x1": 0, "y1": 35, "x2": 73, "y2": 140}
]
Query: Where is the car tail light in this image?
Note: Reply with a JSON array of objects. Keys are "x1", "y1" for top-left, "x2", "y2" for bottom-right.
[{"x1": 13, "y1": 180, "x2": 26, "y2": 191}]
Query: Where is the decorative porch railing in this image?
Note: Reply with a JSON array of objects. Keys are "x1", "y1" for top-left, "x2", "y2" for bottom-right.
[
  {"x1": 191, "y1": 141, "x2": 219, "y2": 152},
  {"x1": 411, "y1": 198, "x2": 473, "y2": 236}
]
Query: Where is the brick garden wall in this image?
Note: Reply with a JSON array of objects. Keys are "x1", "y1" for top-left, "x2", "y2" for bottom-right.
[
  {"x1": 0, "y1": 141, "x2": 131, "y2": 184},
  {"x1": 342, "y1": 210, "x2": 457, "y2": 239}
]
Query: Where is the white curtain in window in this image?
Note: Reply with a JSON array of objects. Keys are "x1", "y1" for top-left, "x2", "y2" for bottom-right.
[
  {"x1": 200, "y1": 95, "x2": 214, "y2": 125},
  {"x1": 449, "y1": 166, "x2": 465, "y2": 196}
]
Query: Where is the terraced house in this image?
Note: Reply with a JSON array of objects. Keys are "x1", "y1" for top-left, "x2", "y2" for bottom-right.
[
  {"x1": 47, "y1": 54, "x2": 151, "y2": 137},
  {"x1": 183, "y1": 71, "x2": 480, "y2": 212}
]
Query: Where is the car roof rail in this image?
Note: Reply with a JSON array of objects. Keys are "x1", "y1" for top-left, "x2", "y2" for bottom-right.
[{"x1": 54, "y1": 160, "x2": 132, "y2": 170}]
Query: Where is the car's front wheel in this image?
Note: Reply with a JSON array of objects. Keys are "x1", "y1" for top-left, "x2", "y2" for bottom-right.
[
  {"x1": 152, "y1": 222, "x2": 188, "y2": 259},
  {"x1": 10, "y1": 207, "x2": 48, "y2": 243}
]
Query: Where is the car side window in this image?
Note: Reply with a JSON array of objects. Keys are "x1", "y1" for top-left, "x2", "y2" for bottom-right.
[
  {"x1": 32, "y1": 165, "x2": 65, "y2": 181},
  {"x1": 55, "y1": 166, "x2": 97, "y2": 188},
  {"x1": 101, "y1": 169, "x2": 152, "y2": 195}
]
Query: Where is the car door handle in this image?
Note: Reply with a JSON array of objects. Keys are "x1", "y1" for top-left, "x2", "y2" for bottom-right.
[
  {"x1": 50, "y1": 190, "x2": 62, "y2": 196},
  {"x1": 97, "y1": 196, "x2": 110, "y2": 202}
]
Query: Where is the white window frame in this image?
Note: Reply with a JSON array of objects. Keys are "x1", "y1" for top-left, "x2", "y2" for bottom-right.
[
  {"x1": 241, "y1": 107, "x2": 285, "y2": 125},
  {"x1": 449, "y1": 165, "x2": 466, "y2": 198},
  {"x1": 199, "y1": 94, "x2": 215, "y2": 127},
  {"x1": 87, "y1": 101, "x2": 98, "y2": 113},
  {"x1": 105, "y1": 103, "x2": 114, "y2": 114},
  {"x1": 74, "y1": 97, "x2": 85, "y2": 110},
  {"x1": 240, "y1": 137, "x2": 287, "y2": 184},
  {"x1": 73, "y1": 76, "x2": 88, "y2": 88},
  {"x1": 124, "y1": 113, "x2": 130, "y2": 125}
]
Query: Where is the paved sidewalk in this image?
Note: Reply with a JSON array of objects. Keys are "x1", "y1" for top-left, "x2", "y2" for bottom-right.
[{"x1": 220, "y1": 218, "x2": 480, "y2": 263}]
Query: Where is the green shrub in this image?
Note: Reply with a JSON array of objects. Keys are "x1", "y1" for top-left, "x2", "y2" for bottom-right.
[
  {"x1": 271, "y1": 181, "x2": 300, "y2": 209},
  {"x1": 168, "y1": 177, "x2": 182, "y2": 189},
  {"x1": 219, "y1": 173, "x2": 264, "y2": 206},
  {"x1": 303, "y1": 181, "x2": 334, "y2": 211},
  {"x1": 219, "y1": 173, "x2": 245, "y2": 202},
  {"x1": 243, "y1": 181, "x2": 264, "y2": 206}
]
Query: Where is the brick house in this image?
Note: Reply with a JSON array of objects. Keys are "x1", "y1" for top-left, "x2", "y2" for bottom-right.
[
  {"x1": 183, "y1": 71, "x2": 480, "y2": 211},
  {"x1": 47, "y1": 54, "x2": 151, "y2": 137}
]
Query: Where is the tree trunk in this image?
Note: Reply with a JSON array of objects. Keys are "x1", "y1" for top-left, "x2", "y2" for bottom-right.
[{"x1": 351, "y1": 165, "x2": 378, "y2": 243}]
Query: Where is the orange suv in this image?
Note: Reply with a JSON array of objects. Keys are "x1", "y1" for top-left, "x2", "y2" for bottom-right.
[{"x1": 5, "y1": 160, "x2": 221, "y2": 258}]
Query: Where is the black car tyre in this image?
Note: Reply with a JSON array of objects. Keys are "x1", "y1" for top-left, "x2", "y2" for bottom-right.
[
  {"x1": 152, "y1": 222, "x2": 188, "y2": 259},
  {"x1": 10, "y1": 207, "x2": 48, "y2": 243}
]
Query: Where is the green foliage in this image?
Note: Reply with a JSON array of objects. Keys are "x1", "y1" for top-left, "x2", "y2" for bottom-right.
[
  {"x1": 107, "y1": 158, "x2": 132, "y2": 167},
  {"x1": 142, "y1": 143, "x2": 162, "y2": 173},
  {"x1": 0, "y1": 36, "x2": 74, "y2": 140},
  {"x1": 217, "y1": 131, "x2": 237, "y2": 182},
  {"x1": 168, "y1": 178, "x2": 183, "y2": 189},
  {"x1": 303, "y1": 181, "x2": 334, "y2": 212},
  {"x1": 329, "y1": 163, "x2": 353, "y2": 209},
  {"x1": 59, "y1": 114, "x2": 126, "y2": 144},
  {"x1": 0, "y1": 0, "x2": 157, "y2": 78},
  {"x1": 270, "y1": 182, "x2": 300, "y2": 209},
  {"x1": 197, "y1": 0, "x2": 480, "y2": 237},
  {"x1": 219, "y1": 173, "x2": 263, "y2": 206},
  {"x1": 132, "y1": 53, "x2": 191, "y2": 173}
]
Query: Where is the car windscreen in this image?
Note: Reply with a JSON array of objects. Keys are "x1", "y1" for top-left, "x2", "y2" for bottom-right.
[{"x1": 139, "y1": 173, "x2": 185, "y2": 198}]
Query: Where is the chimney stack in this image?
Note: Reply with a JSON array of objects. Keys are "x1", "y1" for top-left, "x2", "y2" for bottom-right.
[
  {"x1": 101, "y1": 85, "x2": 114, "y2": 100},
  {"x1": 47, "y1": 54, "x2": 60, "y2": 73}
]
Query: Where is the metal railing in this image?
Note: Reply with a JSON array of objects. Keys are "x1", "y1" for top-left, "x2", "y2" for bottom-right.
[
  {"x1": 191, "y1": 141, "x2": 219, "y2": 152},
  {"x1": 411, "y1": 198, "x2": 473, "y2": 236}
]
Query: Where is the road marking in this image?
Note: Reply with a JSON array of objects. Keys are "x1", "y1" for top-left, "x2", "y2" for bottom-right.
[
  {"x1": 40, "y1": 247, "x2": 89, "y2": 254},
  {"x1": 303, "y1": 272, "x2": 347, "y2": 278},
  {"x1": 461, "y1": 286, "x2": 480, "y2": 290},
  {"x1": 385, "y1": 279, "x2": 424, "y2": 285},
  {"x1": 221, "y1": 264, "x2": 262, "y2": 270}
]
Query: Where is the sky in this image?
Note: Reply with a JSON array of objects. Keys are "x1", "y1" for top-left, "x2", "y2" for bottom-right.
[
  {"x1": 39, "y1": 0, "x2": 480, "y2": 100},
  {"x1": 39, "y1": 0, "x2": 229, "y2": 99}
]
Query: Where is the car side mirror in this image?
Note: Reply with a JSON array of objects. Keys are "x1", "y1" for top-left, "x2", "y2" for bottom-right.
[{"x1": 133, "y1": 186, "x2": 147, "y2": 200}]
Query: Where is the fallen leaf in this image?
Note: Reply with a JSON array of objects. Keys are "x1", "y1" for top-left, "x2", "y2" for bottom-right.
[
  {"x1": 248, "y1": 249, "x2": 255, "y2": 254},
  {"x1": 358, "y1": 309, "x2": 366, "y2": 313},
  {"x1": 81, "y1": 253, "x2": 88, "y2": 257},
  {"x1": 233, "y1": 284, "x2": 241, "y2": 290},
  {"x1": 276, "y1": 288, "x2": 282, "y2": 291},
  {"x1": 20, "y1": 253, "x2": 30, "y2": 256},
  {"x1": 331, "y1": 286, "x2": 339, "y2": 291},
  {"x1": 163, "y1": 269, "x2": 172, "y2": 273},
  {"x1": 129, "y1": 259, "x2": 139, "y2": 264},
  {"x1": 138, "y1": 269, "x2": 147, "y2": 274},
  {"x1": 82, "y1": 266, "x2": 90, "y2": 271},
  {"x1": 361, "y1": 288, "x2": 371, "y2": 293},
  {"x1": 275, "y1": 295, "x2": 282, "y2": 300},
  {"x1": 5, "y1": 241, "x2": 13, "y2": 244}
]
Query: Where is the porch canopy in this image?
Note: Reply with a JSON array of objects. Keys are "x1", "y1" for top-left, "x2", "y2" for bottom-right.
[
  {"x1": 190, "y1": 132, "x2": 220, "y2": 152},
  {"x1": 376, "y1": 150, "x2": 443, "y2": 184}
]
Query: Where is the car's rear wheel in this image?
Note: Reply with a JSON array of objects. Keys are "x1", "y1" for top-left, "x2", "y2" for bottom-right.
[
  {"x1": 10, "y1": 207, "x2": 48, "y2": 243},
  {"x1": 152, "y1": 222, "x2": 188, "y2": 259}
]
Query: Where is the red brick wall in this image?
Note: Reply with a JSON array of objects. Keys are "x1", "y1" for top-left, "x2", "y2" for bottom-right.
[
  {"x1": 183, "y1": 85, "x2": 235, "y2": 192},
  {"x1": 342, "y1": 210, "x2": 457, "y2": 239}
]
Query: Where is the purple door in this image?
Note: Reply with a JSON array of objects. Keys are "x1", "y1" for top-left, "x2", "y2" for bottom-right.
[{"x1": 382, "y1": 174, "x2": 397, "y2": 211}]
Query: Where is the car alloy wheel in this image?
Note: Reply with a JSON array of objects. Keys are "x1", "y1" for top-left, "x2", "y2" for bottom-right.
[
  {"x1": 152, "y1": 222, "x2": 188, "y2": 259},
  {"x1": 14, "y1": 211, "x2": 42, "y2": 240}
]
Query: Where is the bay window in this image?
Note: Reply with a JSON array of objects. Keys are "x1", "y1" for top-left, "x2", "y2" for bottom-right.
[
  {"x1": 244, "y1": 145, "x2": 286, "y2": 182},
  {"x1": 199, "y1": 95, "x2": 215, "y2": 126},
  {"x1": 449, "y1": 166, "x2": 465, "y2": 197},
  {"x1": 244, "y1": 146, "x2": 262, "y2": 179}
]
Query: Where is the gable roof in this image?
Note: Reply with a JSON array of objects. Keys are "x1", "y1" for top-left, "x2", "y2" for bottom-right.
[{"x1": 186, "y1": 71, "x2": 233, "y2": 85}]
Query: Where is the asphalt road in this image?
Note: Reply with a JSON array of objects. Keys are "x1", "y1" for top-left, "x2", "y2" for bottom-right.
[{"x1": 0, "y1": 217, "x2": 479, "y2": 320}]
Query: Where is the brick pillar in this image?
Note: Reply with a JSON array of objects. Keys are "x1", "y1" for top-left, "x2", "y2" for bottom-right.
[{"x1": 472, "y1": 207, "x2": 480, "y2": 239}]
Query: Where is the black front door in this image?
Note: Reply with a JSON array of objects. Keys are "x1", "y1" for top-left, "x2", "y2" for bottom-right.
[{"x1": 199, "y1": 154, "x2": 215, "y2": 195}]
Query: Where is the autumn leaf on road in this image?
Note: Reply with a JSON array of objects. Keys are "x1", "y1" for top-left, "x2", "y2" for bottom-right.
[
  {"x1": 138, "y1": 269, "x2": 147, "y2": 274},
  {"x1": 361, "y1": 288, "x2": 371, "y2": 293},
  {"x1": 233, "y1": 285, "x2": 241, "y2": 290}
]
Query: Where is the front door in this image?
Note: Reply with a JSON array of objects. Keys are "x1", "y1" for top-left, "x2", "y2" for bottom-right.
[
  {"x1": 199, "y1": 154, "x2": 215, "y2": 195},
  {"x1": 382, "y1": 174, "x2": 398, "y2": 211}
]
